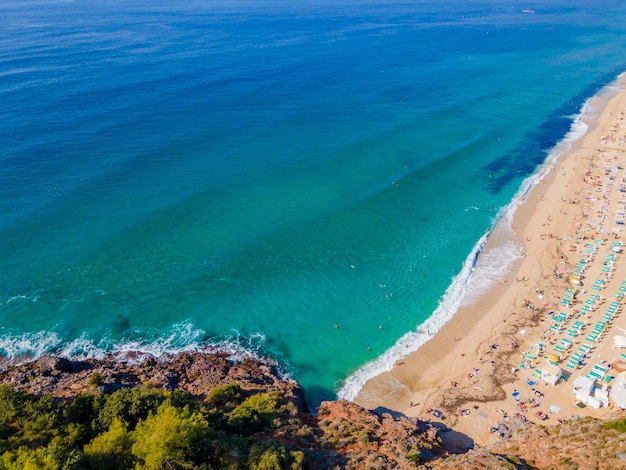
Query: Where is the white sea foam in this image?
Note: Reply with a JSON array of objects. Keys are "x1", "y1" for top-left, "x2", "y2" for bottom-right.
[
  {"x1": 461, "y1": 233, "x2": 523, "y2": 305},
  {"x1": 0, "y1": 321, "x2": 273, "y2": 371},
  {"x1": 337, "y1": 77, "x2": 623, "y2": 402},
  {"x1": 57, "y1": 334, "x2": 109, "y2": 360},
  {"x1": 104, "y1": 322, "x2": 206, "y2": 362},
  {"x1": 0, "y1": 330, "x2": 62, "y2": 362},
  {"x1": 5, "y1": 293, "x2": 39, "y2": 304}
]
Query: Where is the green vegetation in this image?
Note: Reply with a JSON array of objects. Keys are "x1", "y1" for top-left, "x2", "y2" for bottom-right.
[
  {"x1": 88, "y1": 372, "x2": 103, "y2": 388},
  {"x1": 602, "y1": 417, "x2": 626, "y2": 433},
  {"x1": 0, "y1": 383, "x2": 305, "y2": 469}
]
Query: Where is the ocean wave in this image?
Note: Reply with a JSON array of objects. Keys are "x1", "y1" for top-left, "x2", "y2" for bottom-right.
[
  {"x1": 0, "y1": 330, "x2": 62, "y2": 362},
  {"x1": 336, "y1": 74, "x2": 624, "y2": 402},
  {"x1": 336, "y1": 230, "x2": 490, "y2": 401},
  {"x1": 0, "y1": 321, "x2": 273, "y2": 370}
]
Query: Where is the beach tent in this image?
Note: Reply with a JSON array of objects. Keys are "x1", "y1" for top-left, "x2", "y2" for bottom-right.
[
  {"x1": 613, "y1": 335, "x2": 626, "y2": 349},
  {"x1": 541, "y1": 363, "x2": 562, "y2": 385},
  {"x1": 573, "y1": 376, "x2": 594, "y2": 402},
  {"x1": 610, "y1": 372, "x2": 626, "y2": 409},
  {"x1": 587, "y1": 396, "x2": 602, "y2": 409},
  {"x1": 595, "y1": 387, "x2": 610, "y2": 407}
]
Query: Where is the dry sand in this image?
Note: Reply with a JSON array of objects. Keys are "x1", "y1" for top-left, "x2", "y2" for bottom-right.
[{"x1": 355, "y1": 73, "x2": 626, "y2": 448}]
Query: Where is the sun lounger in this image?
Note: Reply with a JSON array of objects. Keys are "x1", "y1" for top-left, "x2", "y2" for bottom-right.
[
  {"x1": 586, "y1": 370, "x2": 602, "y2": 380},
  {"x1": 593, "y1": 364, "x2": 608, "y2": 375}
]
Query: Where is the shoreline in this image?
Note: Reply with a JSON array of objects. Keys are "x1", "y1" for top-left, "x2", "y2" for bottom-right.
[{"x1": 355, "y1": 72, "x2": 626, "y2": 446}]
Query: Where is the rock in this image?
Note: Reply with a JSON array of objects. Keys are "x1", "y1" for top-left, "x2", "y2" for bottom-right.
[
  {"x1": 0, "y1": 351, "x2": 305, "y2": 405},
  {"x1": 34, "y1": 356, "x2": 73, "y2": 373}
]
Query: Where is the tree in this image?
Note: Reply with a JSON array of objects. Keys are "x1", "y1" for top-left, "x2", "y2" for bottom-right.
[
  {"x1": 97, "y1": 386, "x2": 165, "y2": 431},
  {"x1": 83, "y1": 418, "x2": 134, "y2": 469},
  {"x1": 227, "y1": 393, "x2": 280, "y2": 433},
  {"x1": 131, "y1": 401, "x2": 208, "y2": 469}
]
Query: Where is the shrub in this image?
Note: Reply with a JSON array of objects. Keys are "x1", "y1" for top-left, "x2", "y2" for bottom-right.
[
  {"x1": 83, "y1": 418, "x2": 134, "y2": 469},
  {"x1": 248, "y1": 440, "x2": 304, "y2": 470},
  {"x1": 88, "y1": 372, "x2": 104, "y2": 388},
  {"x1": 97, "y1": 385, "x2": 165, "y2": 431},
  {"x1": 406, "y1": 450, "x2": 422, "y2": 464},
  {"x1": 602, "y1": 418, "x2": 626, "y2": 433},
  {"x1": 0, "y1": 385, "x2": 30, "y2": 427},
  {"x1": 227, "y1": 393, "x2": 280, "y2": 433},
  {"x1": 131, "y1": 401, "x2": 209, "y2": 469},
  {"x1": 506, "y1": 454, "x2": 522, "y2": 465},
  {"x1": 17, "y1": 394, "x2": 66, "y2": 449},
  {"x1": 206, "y1": 384, "x2": 242, "y2": 407},
  {"x1": 199, "y1": 432, "x2": 248, "y2": 469},
  {"x1": 0, "y1": 441, "x2": 82, "y2": 470},
  {"x1": 170, "y1": 389, "x2": 194, "y2": 409}
]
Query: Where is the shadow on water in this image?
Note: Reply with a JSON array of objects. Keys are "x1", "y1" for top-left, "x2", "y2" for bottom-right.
[
  {"x1": 307, "y1": 385, "x2": 337, "y2": 410},
  {"x1": 483, "y1": 66, "x2": 626, "y2": 194}
]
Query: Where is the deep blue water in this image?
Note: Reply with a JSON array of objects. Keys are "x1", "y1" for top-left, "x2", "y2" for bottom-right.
[{"x1": 2, "y1": 0, "x2": 626, "y2": 404}]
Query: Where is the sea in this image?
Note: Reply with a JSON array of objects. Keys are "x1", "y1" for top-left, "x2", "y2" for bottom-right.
[{"x1": 2, "y1": 0, "x2": 626, "y2": 405}]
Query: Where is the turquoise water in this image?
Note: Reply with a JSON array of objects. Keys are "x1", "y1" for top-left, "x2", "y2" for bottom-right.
[{"x1": 2, "y1": 0, "x2": 626, "y2": 404}]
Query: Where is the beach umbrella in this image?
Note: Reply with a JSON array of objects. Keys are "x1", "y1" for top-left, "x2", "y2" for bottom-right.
[{"x1": 547, "y1": 354, "x2": 560, "y2": 363}]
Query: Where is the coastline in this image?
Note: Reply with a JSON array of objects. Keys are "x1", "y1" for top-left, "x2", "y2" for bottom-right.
[{"x1": 354, "y1": 72, "x2": 626, "y2": 446}]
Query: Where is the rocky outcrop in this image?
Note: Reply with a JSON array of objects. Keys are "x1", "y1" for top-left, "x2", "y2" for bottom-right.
[
  {"x1": 316, "y1": 400, "x2": 444, "y2": 468},
  {"x1": 0, "y1": 351, "x2": 306, "y2": 410}
]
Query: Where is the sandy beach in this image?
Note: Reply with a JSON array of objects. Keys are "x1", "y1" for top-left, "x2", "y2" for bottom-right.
[{"x1": 355, "y1": 73, "x2": 626, "y2": 447}]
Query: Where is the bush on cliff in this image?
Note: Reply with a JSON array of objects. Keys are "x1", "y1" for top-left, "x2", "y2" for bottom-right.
[
  {"x1": 602, "y1": 417, "x2": 626, "y2": 433},
  {"x1": 83, "y1": 418, "x2": 134, "y2": 469},
  {"x1": 206, "y1": 383, "x2": 243, "y2": 407},
  {"x1": 96, "y1": 384, "x2": 166, "y2": 431},
  {"x1": 227, "y1": 392, "x2": 281, "y2": 433},
  {"x1": 248, "y1": 440, "x2": 305, "y2": 470},
  {"x1": 132, "y1": 401, "x2": 214, "y2": 469}
]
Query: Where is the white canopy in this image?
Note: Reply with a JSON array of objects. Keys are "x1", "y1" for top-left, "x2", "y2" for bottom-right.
[
  {"x1": 541, "y1": 363, "x2": 562, "y2": 385},
  {"x1": 573, "y1": 376, "x2": 594, "y2": 400},
  {"x1": 613, "y1": 335, "x2": 626, "y2": 349},
  {"x1": 610, "y1": 372, "x2": 626, "y2": 409}
]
